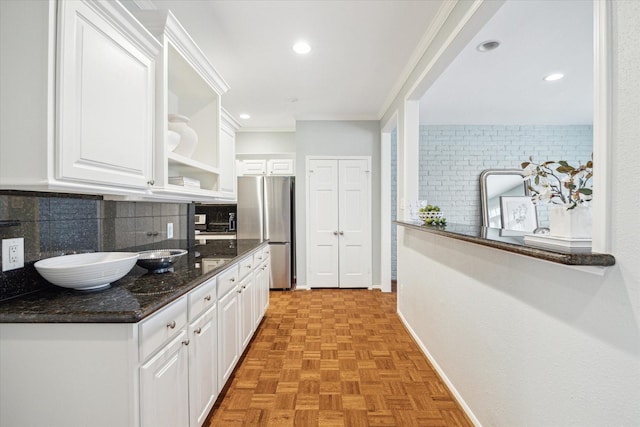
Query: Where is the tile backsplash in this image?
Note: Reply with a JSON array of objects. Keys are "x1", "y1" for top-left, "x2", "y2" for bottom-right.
[{"x1": 0, "y1": 191, "x2": 191, "y2": 301}]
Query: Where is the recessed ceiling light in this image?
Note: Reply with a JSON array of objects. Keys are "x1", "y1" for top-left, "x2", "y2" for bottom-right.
[
  {"x1": 543, "y1": 73, "x2": 565, "y2": 81},
  {"x1": 476, "y1": 40, "x2": 501, "y2": 52},
  {"x1": 239, "y1": 113, "x2": 250, "y2": 120},
  {"x1": 293, "y1": 41, "x2": 311, "y2": 55}
]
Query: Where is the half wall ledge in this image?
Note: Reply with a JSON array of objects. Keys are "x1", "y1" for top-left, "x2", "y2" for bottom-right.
[{"x1": 394, "y1": 220, "x2": 615, "y2": 268}]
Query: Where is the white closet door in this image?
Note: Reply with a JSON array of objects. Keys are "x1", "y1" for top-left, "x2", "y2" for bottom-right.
[
  {"x1": 307, "y1": 159, "x2": 340, "y2": 287},
  {"x1": 338, "y1": 159, "x2": 371, "y2": 288}
]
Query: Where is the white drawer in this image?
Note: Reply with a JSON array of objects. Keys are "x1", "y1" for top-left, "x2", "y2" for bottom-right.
[
  {"x1": 262, "y1": 245, "x2": 271, "y2": 259},
  {"x1": 202, "y1": 258, "x2": 233, "y2": 274},
  {"x1": 238, "y1": 255, "x2": 254, "y2": 280},
  {"x1": 217, "y1": 264, "x2": 239, "y2": 298},
  {"x1": 188, "y1": 276, "x2": 217, "y2": 320},
  {"x1": 253, "y1": 248, "x2": 265, "y2": 266},
  {"x1": 139, "y1": 296, "x2": 188, "y2": 361}
]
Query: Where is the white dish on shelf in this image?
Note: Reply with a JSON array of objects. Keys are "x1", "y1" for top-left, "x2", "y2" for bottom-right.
[{"x1": 34, "y1": 252, "x2": 139, "y2": 291}]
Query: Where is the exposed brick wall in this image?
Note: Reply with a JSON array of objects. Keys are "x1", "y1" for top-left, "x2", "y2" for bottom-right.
[{"x1": 418, "y1": 125, "x2": 593, "y2": 226}]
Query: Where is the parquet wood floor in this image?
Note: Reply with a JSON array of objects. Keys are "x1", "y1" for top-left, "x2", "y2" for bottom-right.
[{"x1": 207, "y1": 289, "x2": 473, "y2": 427}]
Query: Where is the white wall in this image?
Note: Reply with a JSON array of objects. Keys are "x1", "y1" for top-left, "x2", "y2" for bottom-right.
[
  {"x1": 295, "y1": 120, "x2": 381, "y2": 288},
  {"x1": 235, "y1": 131, "x2": 296, "y2": 155},
  {"x1": 395, "y1": 1, "x2": 640, "y2": 425}
]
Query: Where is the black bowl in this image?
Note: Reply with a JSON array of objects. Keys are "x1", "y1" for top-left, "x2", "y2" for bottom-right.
[{"x1": 136, "y1": 249, "x2": 187, "y2": 273}]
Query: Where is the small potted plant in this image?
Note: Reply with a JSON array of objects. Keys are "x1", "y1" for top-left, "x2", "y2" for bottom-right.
[{"x1": 521, "y1": 156, "x2": 593, "y2": 239}]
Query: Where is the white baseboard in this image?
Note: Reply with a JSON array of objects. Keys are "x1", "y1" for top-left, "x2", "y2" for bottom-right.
[{"x1": 397, "y1": 310, "x2": 482, "y2": 427}]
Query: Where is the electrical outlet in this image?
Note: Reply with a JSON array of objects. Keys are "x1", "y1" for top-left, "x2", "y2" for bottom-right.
[
  {"x1": 167, "y1": 222, "x2": 174, "y2": 239},
  {"x1": 2, "y1": 238, "x2": 24, "y2": 271}
]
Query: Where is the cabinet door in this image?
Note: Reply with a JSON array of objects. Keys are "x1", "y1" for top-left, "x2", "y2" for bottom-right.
[
  {"x1": 140, "y1": 331, "x2": 189, "y2": 427},
  {"x1": 218, "y1": 126, "x2": 236, "y2": 198},
  {"x1": 238, "y1": 273, "x2": 255, "y2": 351},
  {"x1": 256, "y1": 259, "x2": 270, "y2": 319},
  {"x1": 307, "y1": 159, "x2": 371, "y2": 289},
  {"x1": 254, "y1": 266, "x2": 264, "y2": 327},
  {"x1": 307, "y1": 159, "x2": 340, "y2": 287},
  {"x1": 253, "y1": 264, "x2": 264, "y2": 331},
  {"x1": 262, "y1": 259, "x2": 270, "y2": 314},
  {"x1": 57, "y1": 1, "x2": 155, "y2": 189},
  {"x1": 241, "y1": 160, "x2": 267, "y2": 175},
  {"x1": 189, "y1": 305, "x2": 218, "y2": 427},
  {"x1": 218, "y1": 288, "x2": 240, "y2": 387},
  {"x1": 338, "y1": 159, "x2": 372, "y2": 288},
  {"x1": 267, "y1": 159, "x2": 295, "y2": 176}
]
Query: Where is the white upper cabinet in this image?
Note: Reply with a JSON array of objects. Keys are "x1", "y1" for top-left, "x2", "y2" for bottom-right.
[
  {"x1": 239, "y1": 159, "x2": 268, "y2": 176},
  {"x1": 238, "y1": 158, "x2": 295, "y2": 176},
  {"x1": 0, "y1": 0, "x2": 160, "y2": 195},
  {"x1": 218, "y1": 110, "x2": 239, "y2": 200},
  {"x1": 133, "y1": 10, "x2": 231, "y2": 202},
  {"x1": 267, "y1": 159, "x2": 295, "y2": 175}
]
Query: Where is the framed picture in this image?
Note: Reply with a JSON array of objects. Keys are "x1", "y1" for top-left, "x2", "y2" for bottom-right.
[{"x1": 500, "y1": 196, "x2": 538, "y2": 232}]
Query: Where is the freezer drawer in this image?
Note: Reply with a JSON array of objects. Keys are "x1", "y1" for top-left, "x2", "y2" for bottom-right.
[{"x1": 269, "y1": 243, "x2": 291, "y2": 289}]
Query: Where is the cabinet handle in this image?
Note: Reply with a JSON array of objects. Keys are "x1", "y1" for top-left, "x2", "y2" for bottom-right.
[
  {"x1": 339, "y1": 231, "x2": 344, "y2": 235},
  {"x1": 204, "y1": 295, "x2": 212, "y2": 301},
  {"x1": 167, "y1": 320, "x2": 176, "y2": 329},
  {"x1": 194, "y1": 327, "x2": 202, "y2": 335},
  {"x1": 258, "y1": 256, "x2": 262, "y2": 260},
  {"x1": 230, "y1": 277, "x2": 235, "y2": 282},
  {"x1": 247, "y1": 265, "x2": 252, "y2": 269},
  {"x1": 333, "y1": 231, "x2": 338, "y2": 236},
  {"x1": 182, "y1": 339, "x2": 190, "y2": 346},
  {"x1": 147, "y1": 179, "x2": 155, "y2": 186},
  {"x1": 237, "y1": 289, "x2": 242, "y2": 293}
]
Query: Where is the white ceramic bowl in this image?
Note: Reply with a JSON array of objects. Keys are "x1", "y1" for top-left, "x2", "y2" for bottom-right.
[
  {"x1": 418, "y1": 211, "x2": 443, "y2": 221},
  {"x1": 34, "y1": 252, "x2": 139, "y2": 291}
]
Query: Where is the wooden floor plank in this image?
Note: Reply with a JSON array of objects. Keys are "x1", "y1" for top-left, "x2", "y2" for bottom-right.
[{"x1": 207, "y1": 289, "x2": 473, "y2": 427}]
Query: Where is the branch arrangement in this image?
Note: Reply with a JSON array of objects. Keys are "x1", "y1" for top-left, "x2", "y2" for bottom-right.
[{"x1": 521, "y1": 157, "x2": 593, "y2": 210}]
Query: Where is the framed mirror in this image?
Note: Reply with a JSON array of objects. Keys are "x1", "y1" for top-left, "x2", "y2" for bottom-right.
[{"x1": 480, "y1": 169, "x2": 529, "y2": 228}]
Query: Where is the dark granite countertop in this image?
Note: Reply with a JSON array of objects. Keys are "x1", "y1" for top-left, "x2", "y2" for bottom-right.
[
  {"x1": 395, "y1": 220, "x2": 615, "y2": 267},
  {"x1": 0, "y1": 239, "x2": 267, "y2": 324}
]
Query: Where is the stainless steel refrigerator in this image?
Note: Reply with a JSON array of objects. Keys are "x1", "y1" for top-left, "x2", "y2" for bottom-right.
[{"x1": 237, "y1": 176, "x2": 295, "y2": 289}]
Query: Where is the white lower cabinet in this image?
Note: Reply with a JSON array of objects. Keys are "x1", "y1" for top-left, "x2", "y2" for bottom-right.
[
  {"x1": 140, "y1": 330, "x2": 190, "y2": 427},
  {"x1": 239, "y1": 272, "x2": 256, "y2": 351},
  {"x1": 189, "y1": 304, "x2": 218, "y2": 427},
  {"x1": 254, "y1": 256, "x2": 270, "y2": 328},
  {"x1": 254, "y1": 262, "x2": 266, "y2": 329},
  {"x1": 217, "y1": 284, "x2": 240, "y2": 387},
  {"x1": 0, "y1": 245, "x2": 268, "y2": 427}
]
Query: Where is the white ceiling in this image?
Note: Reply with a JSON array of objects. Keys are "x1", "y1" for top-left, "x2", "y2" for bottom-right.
[
  {"x1": 140, "y1": 0, "x2": 445, "y2": 130},
  {"x1": 419, "y1": 0, "x2": 593, "y2": 125},
  {"x1": 133, "y1": 0, "x2": 593, "y2": 131}
]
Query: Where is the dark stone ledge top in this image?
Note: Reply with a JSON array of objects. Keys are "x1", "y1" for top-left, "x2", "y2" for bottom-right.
[
  {"x1": 0, "y1": 239, "x2": 267, "y2": 324},
  {"x1": 395, "y1": 221, "x2": 615, "y2": 267}
]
